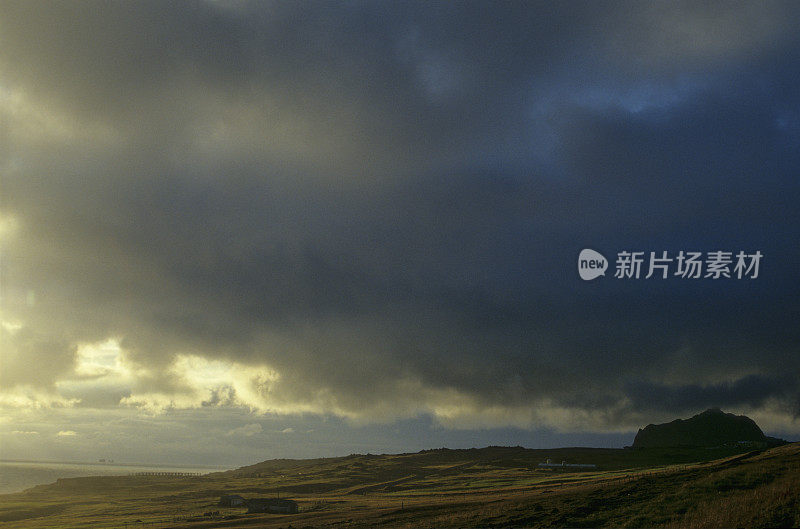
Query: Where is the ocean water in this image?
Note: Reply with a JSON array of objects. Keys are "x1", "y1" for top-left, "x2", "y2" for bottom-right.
[{"x1": 0, "y1": 460, "x2": 229, "y2": 494}]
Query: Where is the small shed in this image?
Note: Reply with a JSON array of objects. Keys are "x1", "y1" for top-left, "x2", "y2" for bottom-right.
[
  {"x1": 218, "y1": 494, "x2": 246, "y2": 507},
  {"x1": 246, "y1": 498, "x2": 299, "y2": 514}
]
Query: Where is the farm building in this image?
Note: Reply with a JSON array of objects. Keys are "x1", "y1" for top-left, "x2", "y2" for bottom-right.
[
  {"x1": 537, "y1": 458, "x2": 596, "y2": 470},
  {"x1": 218, "y1": 494, "x2": 246, "y2": 507},
  {"x1": 246, "y1": 498, "x2": 299, "y2": 514}
]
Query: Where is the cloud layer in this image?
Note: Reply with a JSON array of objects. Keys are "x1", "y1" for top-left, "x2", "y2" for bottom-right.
[{"x1": 1, "y1": 1, "x2": 799, "y2": 461}]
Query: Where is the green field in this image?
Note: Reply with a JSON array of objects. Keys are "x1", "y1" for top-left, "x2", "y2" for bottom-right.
[{"x1": 1, "y1": 443, "x2": 798, "y2": 528}]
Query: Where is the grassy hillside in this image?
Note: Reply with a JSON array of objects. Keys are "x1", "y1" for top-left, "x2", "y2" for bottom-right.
[{"x1": 0, "y1": 443, "x2": 797, "y2": 528}]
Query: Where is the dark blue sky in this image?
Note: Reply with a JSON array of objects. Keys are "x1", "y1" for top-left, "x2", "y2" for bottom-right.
[{"x1": 1, "y1": 1, "x2": 798, "y2": 465}]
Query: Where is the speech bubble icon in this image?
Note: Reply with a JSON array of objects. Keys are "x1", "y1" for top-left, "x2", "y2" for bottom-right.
[{"x1": 578, "y1": 249, "x2": 608, "y2": 280}]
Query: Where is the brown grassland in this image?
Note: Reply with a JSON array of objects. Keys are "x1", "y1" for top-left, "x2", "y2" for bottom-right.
[{"x1": 0, "y1": 443, "x2": 798, "y2": 528}]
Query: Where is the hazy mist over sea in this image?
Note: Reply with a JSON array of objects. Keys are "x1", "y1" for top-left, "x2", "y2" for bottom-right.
[{"x1": 0, "y1": 461, "x2": 229, "y2": 494}]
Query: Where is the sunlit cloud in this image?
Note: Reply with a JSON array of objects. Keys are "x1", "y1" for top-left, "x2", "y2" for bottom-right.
[
  {"x1": 119, "y1": 354, "x2": 281, "y2": 414},
  {"x1": 56, "y1": 430, "x2": 77, "y2": 437},
  {"x1": 227, "y1": 423, "x2": 262, "y2": 437},
  {"x1": 74, "y1": 339, "x2": 127, "y2": 378},
  {"x1": 0, "y1": 386, "x2": 80, "y2": 410},
  {"x1": 0, "y1": 320, "x2": 23, "y2": 334}
]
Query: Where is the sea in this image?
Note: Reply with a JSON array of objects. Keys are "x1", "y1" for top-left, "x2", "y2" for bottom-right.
[{"x1": 0, "y1": 460, "x2": 230, "y2": 494}]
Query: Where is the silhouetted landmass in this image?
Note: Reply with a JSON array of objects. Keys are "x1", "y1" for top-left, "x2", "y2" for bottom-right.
[{"x1": 632, "y1": 408, "x2": 785, "y2": 448}]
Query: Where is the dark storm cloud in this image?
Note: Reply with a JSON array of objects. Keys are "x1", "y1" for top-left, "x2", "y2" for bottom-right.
[
  {"x1": 624, "y1": 375, "x2": 799, "y2": 415},
  {"x1": 2, "y1": 1, "x2": 800, "y2": 431}
]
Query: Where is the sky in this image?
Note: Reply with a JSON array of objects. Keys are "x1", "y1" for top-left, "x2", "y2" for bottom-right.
[{"x1": 1, "y1": 1, "x2": 799, "y2": 467}]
